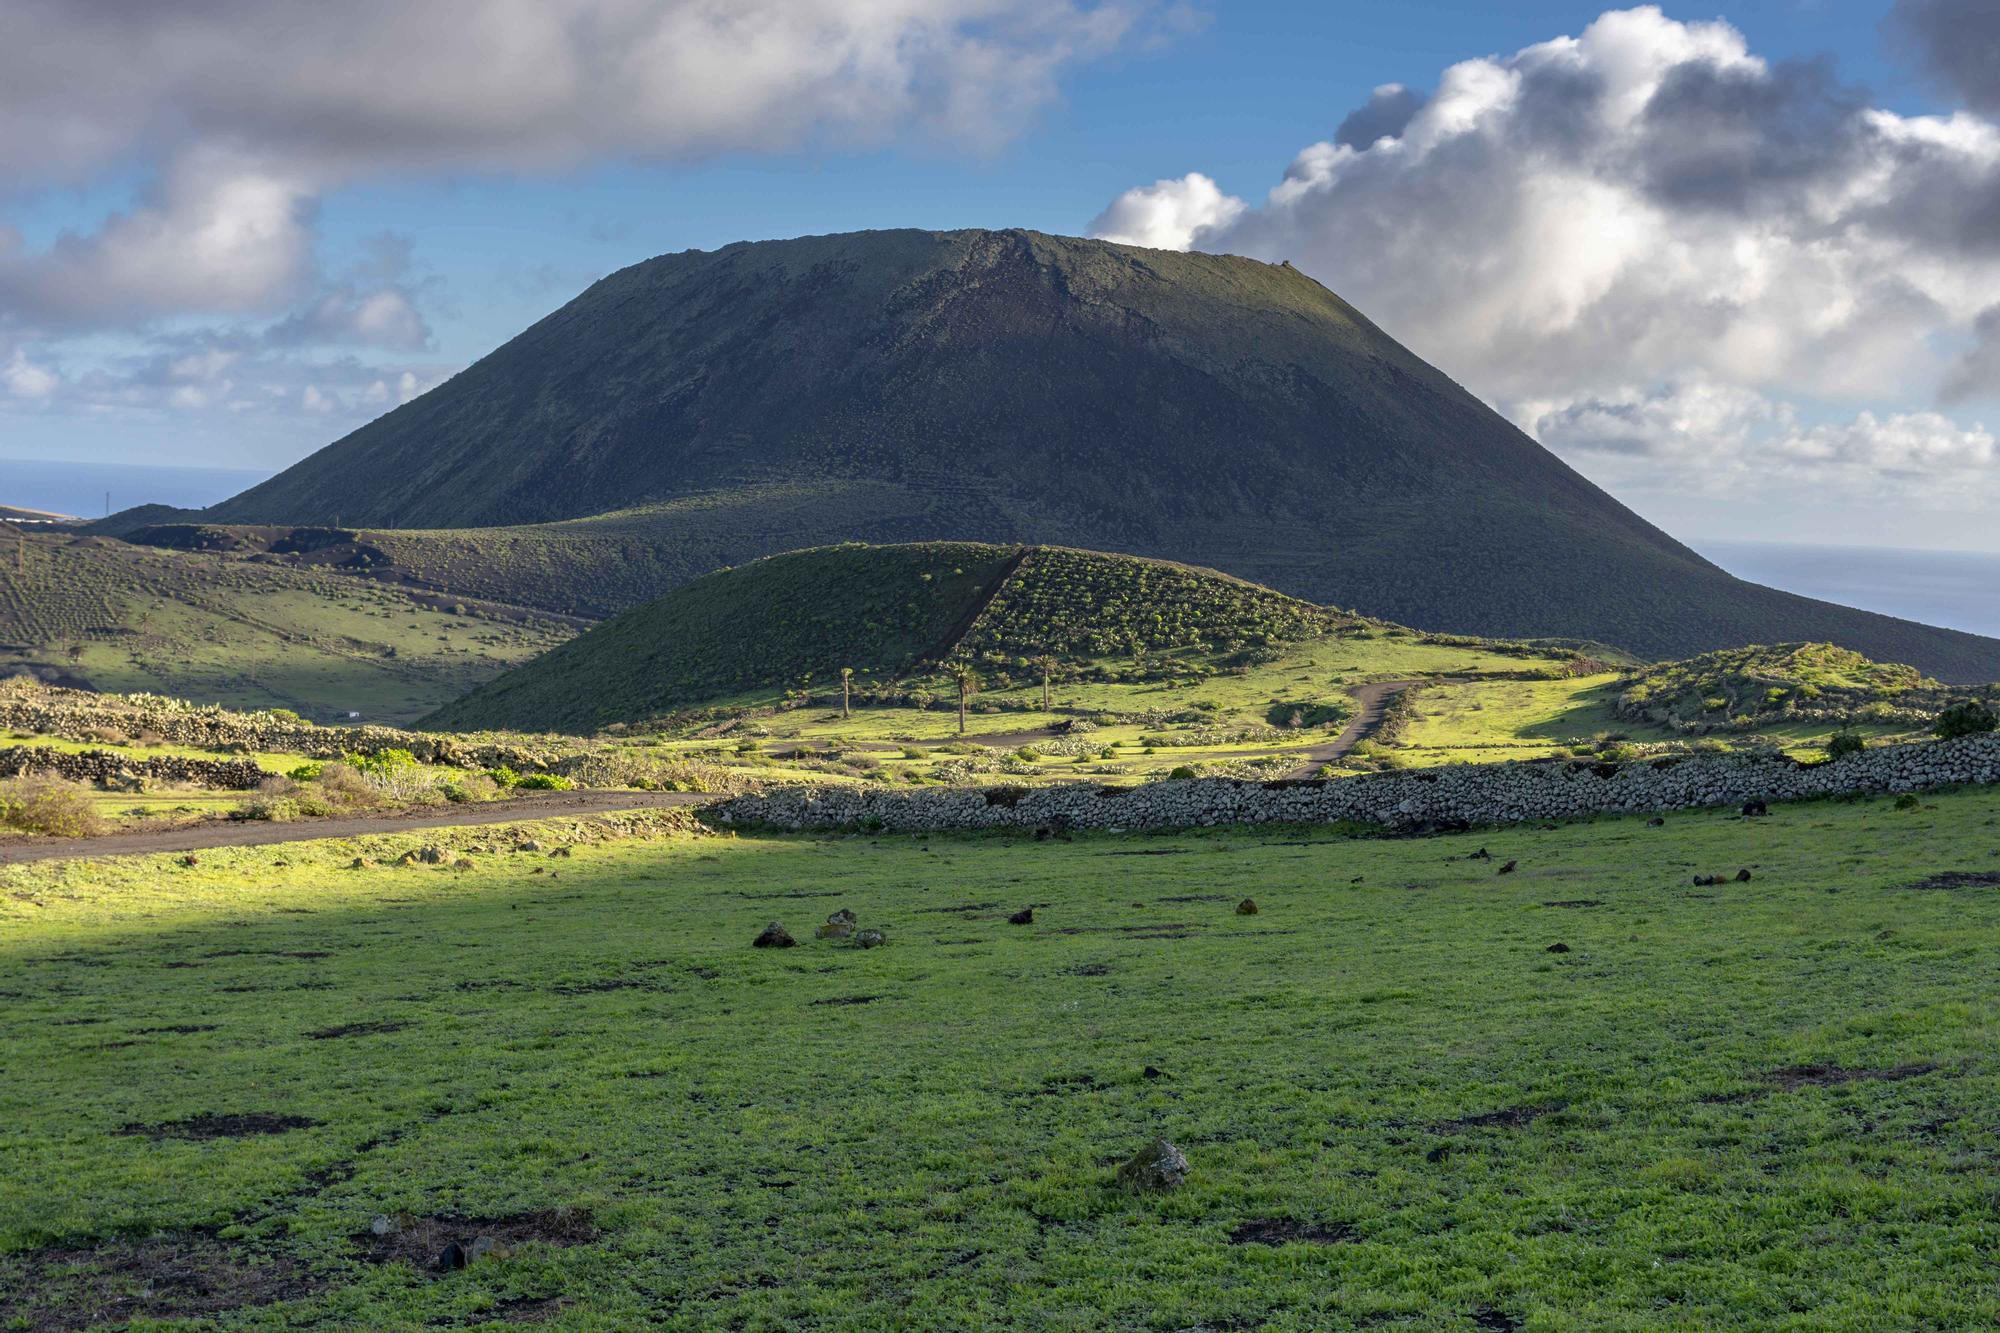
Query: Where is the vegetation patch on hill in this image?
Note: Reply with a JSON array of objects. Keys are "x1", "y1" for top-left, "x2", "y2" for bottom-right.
[{"x1": 1617, "y1": 642, "x2": 1997, "y2": 732}]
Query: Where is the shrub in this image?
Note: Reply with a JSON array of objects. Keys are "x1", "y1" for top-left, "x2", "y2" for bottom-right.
[
  {"x1": 1825, "y1": 732, "x2": 1865, "y2": 760},
  {"x1": 287, "y1": 762, "x2": 325, "y2": 783},
  {"x1": 0, "y1": 777, "x2": 106, "y2": 837},
  {"x1": 1933, "y1": 700, "x2": 1998, "y2": 740},
  {"x1": 1166, "y1": 766, "x2": 1197, "y2": 780},
  {"x1": 515, "y1": 773, "x2": 576, "y2": 791},
  {"x1": 486, "y1": 765, "x2": 520, "y2": 788}
]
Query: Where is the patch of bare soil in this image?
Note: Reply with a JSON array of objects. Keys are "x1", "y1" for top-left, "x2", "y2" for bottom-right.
[
  {"x1": 1227, "y1": 1218, "x2": 1357, "y2": 1246},
  {"x1": 1761, "y1": 1063, "x2": 1938, "y2": 1090},
  {"x1": 352, "y1": 1208, "x2": 596, "y2": 1275},
  {"x1": 307, "y1": 1020, "x2": 408, "y2": 1039},
  {"x1": 117, "y1": 1112, "x2": 319, "y2": 1140},
  {"x1": 1907, "y1": 871, "x2": 2000, "y2": 891},
  {"x1": 1434, "y1": 1103, "x2": 1566, "y2": 1133},
  {"x1": 0, "y1": 1233, "x2": 309, "y2": 1332}
]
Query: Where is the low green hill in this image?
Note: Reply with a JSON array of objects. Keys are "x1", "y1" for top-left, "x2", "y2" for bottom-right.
[
  {"x1": 421, "y1": 543, "x2": 1365, "y2": 733},
  {"x1": 0, "y1": 529, "x2": 572, "y2": 722},
  {"x1": 1616, "y1": 642, "x2": 1997, "y2": 731}
]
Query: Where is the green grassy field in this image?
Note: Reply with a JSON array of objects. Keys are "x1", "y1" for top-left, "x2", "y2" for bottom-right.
[{"x1": 4, "y1": 789, "x2": 1998, "y2": 1329}]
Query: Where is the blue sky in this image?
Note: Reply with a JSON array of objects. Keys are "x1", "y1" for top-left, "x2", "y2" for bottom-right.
[{"x1": 1, "y1": 1, "x2": 1995, "y2": 548}]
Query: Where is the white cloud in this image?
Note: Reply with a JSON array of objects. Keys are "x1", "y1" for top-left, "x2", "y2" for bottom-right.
[
  {"x1": 2, "y1": 349, "x2": 58, "y2": 401},
  {"x1": 0, "y1": 149, "x2": 315, "y2": 323},
  {"x1": 0, "y1": 1, "x2": 1172, "y2": 184},
  {"x1": 1089, "y1": 172, "x2": 1244, "y2": 250},
  {"x1": 1092, "y1": 5, "x2": 2000, "y2": 506}
]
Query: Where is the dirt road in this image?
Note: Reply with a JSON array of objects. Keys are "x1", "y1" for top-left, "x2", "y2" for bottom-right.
[
  {"x1": 0, "y1": 789, "x2": 713, "y2": 866},
  {"x1": 1281, "y1": 680, "x2": 1424, "y2": 778}
]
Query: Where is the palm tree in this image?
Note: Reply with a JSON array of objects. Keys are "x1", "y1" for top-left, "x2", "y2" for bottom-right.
[
  {"x1": 840, "y1": 667, "x2": 854, "y2": 719},
  {"x1": 949, "y1": 661, "x2": 979, "y2": 735}
]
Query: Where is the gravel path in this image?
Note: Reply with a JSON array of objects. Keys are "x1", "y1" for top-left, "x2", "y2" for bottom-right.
[{"x1": 0, "y1": 789, "x2": 713, "y2": 865}]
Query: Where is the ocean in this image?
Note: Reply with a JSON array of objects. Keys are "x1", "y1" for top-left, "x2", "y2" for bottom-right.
[
  {"x1": 1700, "y1": 540, "x2": 2000, "y2": 641},
  {"x1": 0, "y1": 457, "x2": 272, "y2": 519}
]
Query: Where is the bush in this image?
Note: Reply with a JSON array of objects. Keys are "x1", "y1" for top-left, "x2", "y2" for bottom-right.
[
  {"x1": 486, "y1": 765, "x2": 520, "y2": 788},
  {"x1": 0, "y1": 777, "x2": 106, "y2": 837},
  {"x1": 287, "y1": 762, "x2": 325, "y2": 782},
  {"x1": 515, "y1": 773, "x2": 576, "y2": 791},
  {"x1": 1933, "y1": 700, "x2": 1998, "y2": 740},
  {"x1": 1166, "y1": 766, "x2": 1197, "y2": 780},
  {"x1": 1825, "y1": 732, "x2": 1865, "y2": 760}
]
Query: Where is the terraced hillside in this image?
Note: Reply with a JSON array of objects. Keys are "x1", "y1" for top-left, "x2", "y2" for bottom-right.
[
  {"x1": 0, "y1": 530, "x2": 572, "y2": 722},
  {"x1": 189, "y1": 227, "x2": 2000, "y2": 680}
]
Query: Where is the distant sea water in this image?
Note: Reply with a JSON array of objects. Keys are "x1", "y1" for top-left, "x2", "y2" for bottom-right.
[
  {"x1": 1701, "y1": 540, "x2": 2000, "y2": 641},
  {"x1": 0, "y1": 457, "x2": 272, "y2": 519}
]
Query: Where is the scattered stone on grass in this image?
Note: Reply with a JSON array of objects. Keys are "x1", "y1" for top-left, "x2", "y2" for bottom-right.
[
  {"x1": 178, "y1": 854, "x2": 198, "y2": 867},
  {"x1": 815, "y1": 920, "x2": 855, "y2": 939},
  {"x1": 516, "y1": 840, "x2": 543, "y2": 853},
  {"x1": 1497, "y1": 860, "x2": 1517, "y2": 875},
  {"x1": 1008, "y1": 907, "x2": 1034, "y2": 925},
  {"x1": 1227, "y1": 1218, "x2": 1357, "y2": 1246},
  {"x1": 751, "y1": 922, "x2": 796, "y2": 949},
  {"x1": 1235, "y1": 898, "x2": 1258, "y2": 915},
  {"x1": 1469, "y1": 847, "x2": 1491, "y2": 861},
  {"x1": 1646, "y1": 816, "x2": 1665, "y2": 827},
  {"x1": 1541, "y1": 899, "x2": 1602, "y2": 908},
  {"x1": 1141, "y1": 1065, "x2": 1168, "y2": 1080},
  {"x1": 1546, "y1": 942, "x2": 1571, "y2": 954},
  {"x1": 1115, "y1": 1137, "x2": 1189, "y2": 1193},
  {"x1": 349, "y1": 857, "x2": 374, "y2": 869},
  {"x1": 1742, "y1": 800, "x2": 1769, "y2": 817},
  {"x1": 852, "y1": 928, "x2": 887, "y2": 949},
  {"x1": 1735, "y1": 868, "x2": 1752, "y2": 882},
  {"x1": 117, "y1": 1112, "x2": 319, "y2": 1140}
]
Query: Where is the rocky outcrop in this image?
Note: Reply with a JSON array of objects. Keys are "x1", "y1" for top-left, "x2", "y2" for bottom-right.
[{"x1": 714, "y1": 734, "x2": 2000, "y2": 833}]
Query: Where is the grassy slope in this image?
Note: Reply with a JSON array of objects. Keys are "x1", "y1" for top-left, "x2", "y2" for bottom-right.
[
  {"x1": 0, "y1": 532, "x2": 571, "y2": 723},
  {"x1": 191, "y1": 227, "x2": 2000, "y2": 681},
  {"x1": 4, "y1": 791, "x2": 1999, "y2": 1329},
  {"x1": 422, "y1": 543, "x2": 1370, "y2": 734},
  {"x1": 426, "y1": 544, "x2": 1022, "y2": 732}
]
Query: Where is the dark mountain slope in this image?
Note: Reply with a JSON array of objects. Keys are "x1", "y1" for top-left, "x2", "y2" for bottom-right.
[{"x1": 206, "y1": 228, "x2": 2000, "y2": 681}]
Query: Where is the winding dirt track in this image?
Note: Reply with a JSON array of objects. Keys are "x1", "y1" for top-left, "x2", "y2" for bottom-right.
[
  {"x1": 0, "y1": 790, "x2": 712, "y2": 866},
  {"x1": 1280, "y1": 680, "x2": 1424, "y2": 778}
]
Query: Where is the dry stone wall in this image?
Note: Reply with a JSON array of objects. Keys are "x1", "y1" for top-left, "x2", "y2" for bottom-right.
[
  {"x1": 715, "y1": 734, "x2": 2000, "y2": 833},
  {"x1": 0, "y1": 684, "x2": 548, "y2": 769},
  {"x1": 0, "y1": 747, "x2": 266, "y2": 790}
]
